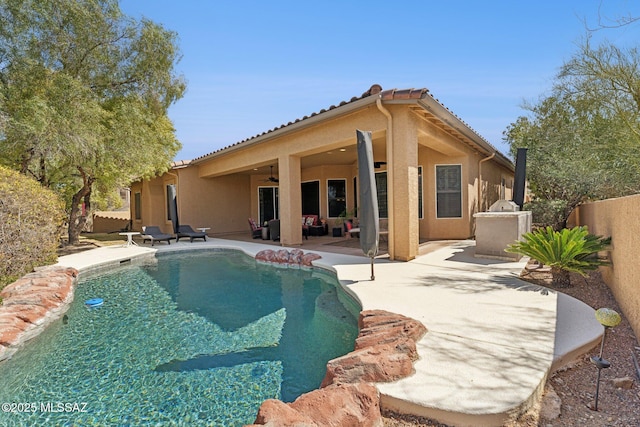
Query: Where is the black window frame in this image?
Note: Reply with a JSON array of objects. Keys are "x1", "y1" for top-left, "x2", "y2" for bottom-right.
[{"x1": 327, "y1": 179, "x2": 346, "y2": 218}]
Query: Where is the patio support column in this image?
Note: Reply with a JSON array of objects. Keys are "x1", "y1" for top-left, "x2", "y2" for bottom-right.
[
  {"x1": 390, "y1": 111, "x2": 419, "y2": 261},
  {"x1": 278, "y1": 155, "x2": 303, "y2": 246}
]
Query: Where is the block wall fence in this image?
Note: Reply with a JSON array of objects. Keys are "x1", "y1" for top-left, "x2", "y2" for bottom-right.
[{"x1": 574, "y1": 194, "x2": 640, "y2": 341}]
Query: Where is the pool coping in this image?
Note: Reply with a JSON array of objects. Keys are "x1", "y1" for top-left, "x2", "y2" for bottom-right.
[{"x1": 56, "y1": 238, "x2": 603, "y2": 427}]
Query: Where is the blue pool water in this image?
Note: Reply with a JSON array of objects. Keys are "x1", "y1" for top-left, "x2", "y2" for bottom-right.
[{"x1": 0, "y1": 250, "x2": 360, "y2": 426}]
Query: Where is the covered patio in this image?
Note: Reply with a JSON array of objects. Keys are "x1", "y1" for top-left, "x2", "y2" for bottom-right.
[{"x1": 211, "y1": 228, "x2": 448, "y2": 259}]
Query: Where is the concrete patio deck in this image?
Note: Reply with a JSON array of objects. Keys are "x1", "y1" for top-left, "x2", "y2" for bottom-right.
[{"x1": 56, "y1": 237, "x2": 603, "y2": 427}]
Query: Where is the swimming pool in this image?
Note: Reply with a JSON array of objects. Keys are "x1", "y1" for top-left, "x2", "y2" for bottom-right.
[{"x1": 0, "y1": 250, "x2": 360, "y2": 426}]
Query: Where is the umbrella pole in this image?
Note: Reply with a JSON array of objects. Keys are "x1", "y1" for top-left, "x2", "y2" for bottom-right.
[{"x1": 370, "y1": 257, "x2": 375, "y2": 281}]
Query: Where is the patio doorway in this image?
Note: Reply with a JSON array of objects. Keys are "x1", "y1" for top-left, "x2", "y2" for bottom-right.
[{"x1": 259, "y1": 186, "x2": 278, "y2": 225}]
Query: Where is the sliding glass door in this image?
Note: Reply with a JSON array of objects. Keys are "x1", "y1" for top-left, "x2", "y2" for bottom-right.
[{"x1": 259, "y1": 187, "x2": 279, "y2": 225}]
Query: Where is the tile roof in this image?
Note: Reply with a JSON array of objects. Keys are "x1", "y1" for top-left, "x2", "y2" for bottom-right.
[
  {"x1": 171, "y1": 159, "x2": 191, "y2": 169},
  {"x1": 379, "y1": 87, "x2": 428, "y2": 100},
  {"x1": 191, "y1": 84, "x2": 506, "y2": 164}
]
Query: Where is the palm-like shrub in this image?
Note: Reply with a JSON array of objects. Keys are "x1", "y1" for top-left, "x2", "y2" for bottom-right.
[{"x1": 506, "y1": 226, "x2": 610, "y2": 287}]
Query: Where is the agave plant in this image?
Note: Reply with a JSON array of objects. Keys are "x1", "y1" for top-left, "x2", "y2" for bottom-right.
[{"x1": 506, "y1": 226, "x2": 611, "y2": 287}]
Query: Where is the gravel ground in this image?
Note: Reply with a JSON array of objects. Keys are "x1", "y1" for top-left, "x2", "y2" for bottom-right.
[{"x1": 383, "y1": 266, "x2": 640, "y2": 427}]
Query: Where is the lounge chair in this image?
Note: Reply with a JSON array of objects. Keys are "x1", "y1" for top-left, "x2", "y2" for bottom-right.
[
  {"x1": 248, "y1": 218, "x2": 263, "y2": 239},
  {"x1": 141, "y1": 226, "x2": 173, "y2": 246},
  {"x1": 176, "y1": 225, "x2": 207, "y2": 242}
]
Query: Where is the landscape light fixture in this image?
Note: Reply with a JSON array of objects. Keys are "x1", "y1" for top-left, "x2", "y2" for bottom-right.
[{"x1": 590, "y1": 307, "x2": 621, "y2": 411}]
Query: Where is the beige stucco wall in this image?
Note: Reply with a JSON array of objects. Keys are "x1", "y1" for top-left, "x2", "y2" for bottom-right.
[
  {"x1": 417, "y1": 141, "x2": 513, "y2": 241},
  {"x1": 130, "y1": 175, "x2": 170, "y2": 233},
  {"x1": 132, "y1": 100, "x2": 513, "y2": 260},
  {"x1": 196, "y1": 106, "x2": 390, "y2": 248},
  {"x1": 178, "y1": 167, "x2": 251, "y2": 235},
  {"x1": 197, "y1": 107, "x2": 386, "y2": 179},
  {"x1": 575, "y1": 195, "x2": 640, "y2": 341},
  {"x1": 418, "y1": 146, "x2": 469, "y2": 240},
  {"x1": 130, "y1": 168, "x2": 252, "y2": 236}
]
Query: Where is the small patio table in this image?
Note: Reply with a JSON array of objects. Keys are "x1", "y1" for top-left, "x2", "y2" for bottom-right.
[{"x1": 119, "y1": 231, "x2": 140, "y2": 247}]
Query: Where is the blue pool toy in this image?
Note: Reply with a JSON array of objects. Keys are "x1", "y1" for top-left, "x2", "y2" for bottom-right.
[{"x1": 85, "y1": 298, "x2": 104, "y2": 308}]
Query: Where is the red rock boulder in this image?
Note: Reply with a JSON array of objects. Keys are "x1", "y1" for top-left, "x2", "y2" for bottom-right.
[
  {"x1": 247, "y1": 310, "x2": 427, "y2": 426},
  {"x1": 0, "y1": 266, "x2": 78, "y2": 362},
  {"x1": 321, "y1": 310, "x2": 427, "y2": 387},
  {"x1": 255, "y1": 249, "x2": 322, "y2": 268},
  {"x1": 248, "y1": 382, "x2": 382, "y2": 427}
]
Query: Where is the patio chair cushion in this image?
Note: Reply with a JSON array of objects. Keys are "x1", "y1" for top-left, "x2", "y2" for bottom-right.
[
  {"x1": 248, "y1": 218, "x2": 263, "y2": 238},
  {"x1": 302, "y1": 215, "x2": 319, "y2": 226},
  {"x1": 302, "y1": 215, "x2": 327, "y2": 236}
]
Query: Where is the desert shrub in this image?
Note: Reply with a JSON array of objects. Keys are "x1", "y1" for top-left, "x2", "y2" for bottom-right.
[
  {"x1": 0, "y1": 166, "x2": 65, "y2": 288},
  {"x1": 524, "y1": 199, "x2": 570, "y2": 230}
]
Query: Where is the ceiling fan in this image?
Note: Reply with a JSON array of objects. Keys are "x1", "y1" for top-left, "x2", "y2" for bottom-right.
[{"x1": 263, "y1": 165, "x2": 279, "y2": 183}]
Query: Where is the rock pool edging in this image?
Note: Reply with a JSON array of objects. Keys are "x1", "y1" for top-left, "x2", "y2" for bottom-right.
[
  {"x1": 255, "y1": 248, "x2": 322, "y2": 268},
  {"x1": 246, "y1": 309, "x2": 428, "y2": 427},
  {"x1": 0, "y1": 266, "x2": 78, "y2": 363},
  {"x1": 249, "y1": 249, "x2": 429, "y2": 426},
  {"x1": 0, "y1": 250, "x2": 429, "y2": 426}
]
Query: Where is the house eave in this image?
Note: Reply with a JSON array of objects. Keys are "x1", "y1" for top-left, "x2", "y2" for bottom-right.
[
  {"x1": 416, "y1": 98, "x2": 514, "y2": 171},
  {"x1": 191, "y1": 95, "x2": 379, "y2": 165}
]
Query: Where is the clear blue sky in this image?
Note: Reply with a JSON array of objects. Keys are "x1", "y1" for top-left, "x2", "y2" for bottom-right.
[{"x1": 120, "y1": 0, "x2": 640, "y2": 161}]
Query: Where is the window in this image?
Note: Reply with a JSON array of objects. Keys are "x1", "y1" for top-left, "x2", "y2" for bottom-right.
[
  {"x1": 301, "y1": 181, "x2": 320, "y2": 216},
  {"x1": 134, "y1": 192, "x2": 141, "y2": 220},
  {"x1": 327, "y1": 179, "x2": 346, "y2": 217},
  {"x1": 436, "y1": 165, "x2": 462, "y2": 218},
  {"x1": 375, "y1": 172, "x2": 388, "y2": 218},
  {"x1": 418, "y1": 166, "x2": 423, "y2": 219},
  {"x1": 259, "y1": 187, "x2": 278, "y2": 225}
]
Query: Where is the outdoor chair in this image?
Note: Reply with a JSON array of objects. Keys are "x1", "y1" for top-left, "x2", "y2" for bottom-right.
[
  {"x1": 268, "y1": 219, "x2": 280, "y2": 241},
  {"x1": 141, "y1": 226, "x2": 173, "y2": 246},
  {"x1": 176, "y1": 225, "x2": 207, "y2": 242},
  {"x1": 248, "y1": 218, "x2": 263, "y2": 239}
]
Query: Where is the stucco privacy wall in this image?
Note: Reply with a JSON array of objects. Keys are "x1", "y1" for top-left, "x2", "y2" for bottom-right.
[
  {"x1": 576, "y1": 195, "x2": 640, "y2": 341},
  {"x1": 92, "y1": 215, "x2": 128, "y2": 233}
]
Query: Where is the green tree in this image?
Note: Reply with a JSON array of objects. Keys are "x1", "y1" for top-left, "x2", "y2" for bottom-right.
[
  {"x1": 0, "y1": 0, "x2": 185, "y2": 244},
  {"x1": 504, "y1": 38, "x2": 640, "y2": 228}
]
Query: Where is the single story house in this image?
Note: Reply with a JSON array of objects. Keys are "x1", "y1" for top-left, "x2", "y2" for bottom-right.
[{"x1": 130, "y1": 84, "x2": 514, "y2": 261}]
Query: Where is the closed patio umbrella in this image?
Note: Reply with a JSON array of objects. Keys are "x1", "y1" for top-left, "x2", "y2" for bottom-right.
[
  {"x1": 356, "y1": 130, "x2": 379, "y2": 280},
  {"x1": 168, "y1": 184, "x2": 179, "y2": 234}
]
